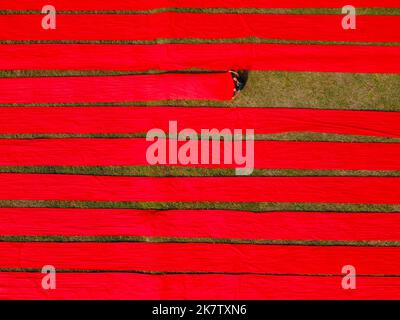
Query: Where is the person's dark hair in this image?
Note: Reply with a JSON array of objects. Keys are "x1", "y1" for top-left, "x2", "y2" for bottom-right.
[{"x1": 230, "y1": 70, "x2": 249, "y2": 97}]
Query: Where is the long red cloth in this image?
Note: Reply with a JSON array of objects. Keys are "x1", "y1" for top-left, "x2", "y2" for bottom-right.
[
  {"x1": 0, "y1": 73, "x2": 234, "y2": 104},
  {"x1": 0, "y1": 139, "x2": 399, "y2": 170},
  {"x1": 0, "y1": 174, "x2": 399, "y2": 204},
  {"x1": 1, "y1": 242, "x2": 400, "y2": 275},
  {"x1": 1, "y1": 273, "x2": 399, "y2": 300},
  {"x1": 1, "y1": 14, "x2": 399, "y2": 42},
  {"x1": 1, "y1": 44, "x2": 400, "y2": 74},
  {"x1": 1, "y1": 107, "x2": 399, "y2": 138},
  {"x1": 2, "y1": 0, "x2": 399, "y2": 10},
  {"x1": 1, "y1": 208, "x2": 399, "y2": 241}
]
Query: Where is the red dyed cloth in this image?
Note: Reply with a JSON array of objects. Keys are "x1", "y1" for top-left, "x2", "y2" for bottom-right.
[
  {"x1": 1, "y1": 44, "x2": 400, "y2": 73},
  {"x1": 0, "y1": 14, "x2": 399, "y2": 42},
  {"x1": 0, "y1": 107, "x2": 399, "y2": 137},
  {"x1": 1, "y1": 0, "x2": 399, "y2": 10},
  {"x1": 1, "y1": 208, "x2": 400, "y2": 241},
  {"x1": 1, "y1": 273, "x2": 400, "y2": 300},
  {"x1": 0, "y1": 73, "x2": 234, "y2": 104},
  {"x1": 0, "y1": 139, "x2": 398, "y2": 170},
  {"x1": 0, "y1": 174, "x2": 399, "y2": 204},
  {"x1": 2, "y1": 242, "x2": 400, "y2": 274}
]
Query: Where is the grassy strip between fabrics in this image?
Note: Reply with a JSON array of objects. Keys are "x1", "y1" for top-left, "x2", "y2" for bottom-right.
[
  {"x1": 0, "y1": 167, "x2": 400, "y2": 177},
  {"x1": 1, "y1": 8, "x2": 400, "y2": 15},
  {"x1": 2, "y1": 269, "x2": 400, "y2": 277},
  {"x1": 2, "y1": 39, "x2": 400, "y2": 46},
  {"x1": 0, "y1": 201, "x2": 399, "y2": 213},
  {"x1": 1, "y1": 236, "x2": 400, "y2": 247},
  {"x1": 0, "y1": 133, "x2": 399, "y2": 143}
]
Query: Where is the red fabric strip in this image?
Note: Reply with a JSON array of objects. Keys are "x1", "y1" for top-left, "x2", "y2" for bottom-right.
[
  {"x1": 0, "y1": 107, "x2": 399, "y2": 138},
  {"x1": 1, "y1": 44, "x2": 400, "y2": 74},
  {"x1": 0, "y1": 73, "x2": 234, "y2": 104},
  {"x1": 0, "y1": 174, "x2": 399, "y2": 204},
  {"x1": 2, "y1": 242, "x2": 400, "y2": 275},
  {"x1": 1, "y1": 273, "x2": 399, "y2": 300},
  {"x1": 1, "y1": 208, "x2": 400, "y2": 241},
  {"x1": 0, "y1": 139, "x2": 399, "y2": 170},
  {"x1": 0, "y1": 14, "x2": 399, "y2": 42},
  {"x1": 2, "y1": 0, "x2": 399, "y2": 10}
]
